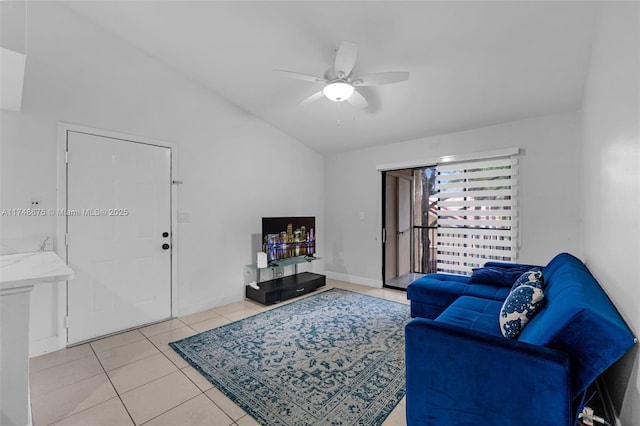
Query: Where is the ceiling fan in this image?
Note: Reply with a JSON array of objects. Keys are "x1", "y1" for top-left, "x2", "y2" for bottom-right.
[{"x1": 276, "y1": 41, "x2": 409, "y2": 109}]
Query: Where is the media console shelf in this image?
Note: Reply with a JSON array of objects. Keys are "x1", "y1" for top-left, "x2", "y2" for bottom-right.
[
  {"x1": 244, "y1": 256, "x2": 325, "y2": 305},
  {"x1": 246, "y1": 271, "x2": 326, "y2": 305}
]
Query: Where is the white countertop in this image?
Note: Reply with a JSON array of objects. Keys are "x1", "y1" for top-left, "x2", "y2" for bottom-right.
[{"x1": 0, "y1": 251, "x2": 74, "y2": 290}]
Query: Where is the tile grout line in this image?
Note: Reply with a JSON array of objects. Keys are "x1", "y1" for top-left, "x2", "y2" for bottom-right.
[
  {"x1": 135, "y1": 386, "x2": 237, "y2": 426},
  {"x1": 135, "y1": 393, "x2": 203, "y2": 426},
  {"x1": 30, "y1": 359, "x2": 106, "y2": 406},
  {"x1": 94, "y1": 320, "x2": 200, "y2": 395},
  {"x1": 32, "y1": 342, "x2": 139, "y2": 425},
  {"x1": 145, "y1": 320, "x2": 198, "y2": 354},
  {"x1": 87, "y1": 341, "x2": 138, "y2": 426},
  {"x1": 164, "y1": 319, "x2": 255, "y2": 424},
  {"x1": 29, "y1": 348, "x2": 96, "y2": 376},
  {"x1": 95, "y1": 328, "x2": 214, "y2": 425},
  {"x1": 89, "y1": 330, "x2": 148, "y2": 354},
  {"x1": 83, "y1": 327, "x2": 201, "y2": 426},
  {"x1": 164, "y1": 321, "x2": 243, "y2": 422},
  {"x1": 138, "y1": 318, "x2": 190, "y2": 339},
  {"x1": 108, "y1": 352, "x2": 179, "y2": 396},
  {"x1": 134, "y1": 322, "x2": 238, "y2": 426}
]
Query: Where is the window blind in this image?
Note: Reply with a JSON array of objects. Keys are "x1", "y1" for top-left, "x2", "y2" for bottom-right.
[{"x1": 436, "y1": 155, "x2": 518, "y2": 275}]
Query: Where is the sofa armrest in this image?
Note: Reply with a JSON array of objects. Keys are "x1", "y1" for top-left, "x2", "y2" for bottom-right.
[
  {"x1": 405, "y1": 318, "x2": 572, "y2": 425},
  {"x1": 483, "y1": 261, "x2": 541, "y2": 269}
]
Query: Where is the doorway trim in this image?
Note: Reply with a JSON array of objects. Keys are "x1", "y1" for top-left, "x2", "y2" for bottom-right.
[
  {"x1": 382, "y1": 170, "x2": 415, "y2": 289},
  {"x1": 56, "y1": 122, "x2": 179, "y2": 346}
]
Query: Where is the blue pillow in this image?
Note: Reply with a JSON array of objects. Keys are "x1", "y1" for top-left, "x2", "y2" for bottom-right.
[
  {"x1": 500, "y1": 285, "x2": 545, "y2": 338},
  {"x1": 511, "y1": 267, "x2": 544, "y2": 290},
  {"x1": 469, "y1": 265, "x2": 533, "y2": 287}
]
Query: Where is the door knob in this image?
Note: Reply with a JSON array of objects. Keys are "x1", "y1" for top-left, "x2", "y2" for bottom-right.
[{"x1": 162, "y1": 243, "x2": 170, "y2": 250}]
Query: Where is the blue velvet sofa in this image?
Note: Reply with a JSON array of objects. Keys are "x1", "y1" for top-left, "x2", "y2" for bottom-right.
[{"x1": 405, "y1": 253, "x2": 636, "y2": 425}]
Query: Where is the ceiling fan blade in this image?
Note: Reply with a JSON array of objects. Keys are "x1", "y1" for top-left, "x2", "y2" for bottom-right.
[
  {"x1": 300, "y1": 91, "x2": 325, "y2": 106},
  {"x1": 346, "y1": 90, "x2": 368, "y2": 109},
  {"x1": 334, "y1": 41, "x2": 358, "y2": 78},
  {"x1": 352, "y1": 71, "x2": 410, "y2": 86},
  {"x1": 275, "y1": 70, "x2": 326, "y2": 84}
]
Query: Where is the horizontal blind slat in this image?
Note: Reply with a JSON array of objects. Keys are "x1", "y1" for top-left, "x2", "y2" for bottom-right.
[
  {"x1": 437, "y1": 245, "x2": 515, "y2": 257},
  {"x1": 437, "y1": 156, "x2": 516, "y2": 172},
  {"x1": 438, "y1": 179, "x2": 512, "y2": 191},
  {"x1": 439, "y1": 199, "x2": 516, "y2": 208},
  {"x1": 438, "y1": 219, "x2": 514, "y2": 228},
  {"x1": 437, "y1": 238, "x2": 517, "y2": 249},
  {"x1": 437, "y1": 227, "x2": 514, "y2": 237},
  {"x1": 437, "y1": 252, "x2": 510, "y2": 263},
  {"x1": 437, "y1": 168, "x2": 514, "y2": 182},
  {"x1": 437, "y1": 254, "x2": 512, "y2": 266},
  {"x1": 438, "y1": 188, "x2": 515, "y2": 199},
  {"x1": 437, "y1": 265, "x2": 474, "y2": 275},
  {"x1": 437, "y1": 209, "x2": 514, "y2": 217}
]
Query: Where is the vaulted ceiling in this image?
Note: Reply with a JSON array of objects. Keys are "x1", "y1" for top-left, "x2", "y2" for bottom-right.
[{"x1": 62, "y1": 1, "x2": 599, "y2": 154}]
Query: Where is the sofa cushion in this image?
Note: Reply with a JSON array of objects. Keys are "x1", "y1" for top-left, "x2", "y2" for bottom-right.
[
  {"x1": 500, "y1": 285, "x2": 545, "y2": 338},
  {"x1": 511, "y1": 267, "x2": 544, "y2": 290},
  {"x1": 435, "y1": 296, "x2": 503, "y2": 338},
  {"x1": 469, "y1": 264, "x2": 533, "y2": 287},
  {"x1": 407, "y1": 275, "x2": 510, "y2": 319}
]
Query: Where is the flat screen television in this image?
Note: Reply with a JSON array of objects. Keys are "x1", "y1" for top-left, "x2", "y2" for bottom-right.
[{"x1": 262, "y1": 216, "x2": 316, "y2": 263}]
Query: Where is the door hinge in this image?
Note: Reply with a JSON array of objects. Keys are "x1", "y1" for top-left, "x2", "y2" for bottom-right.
[
  {"x1": 63, "y1": 316, "x2": 70, "y2": 329},
  {"x1": 65, "y1": 233, "x2": 70, "y2": 246},
  {"x1": 65, "y1": 151, "x2": 69, "y2": 163}
]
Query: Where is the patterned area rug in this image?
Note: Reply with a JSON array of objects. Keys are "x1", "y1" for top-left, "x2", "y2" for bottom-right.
[{"x1": 170, "y1": 288, "x2": 410, "y2": 426}]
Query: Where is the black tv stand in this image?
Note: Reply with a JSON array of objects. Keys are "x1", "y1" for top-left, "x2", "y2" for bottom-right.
[
  {"x1": 246, "y1": 272, "x2": 326, "y2": 305},
  {"x1": 244, "y1": 256, "x2": 325, "y2": 305}
]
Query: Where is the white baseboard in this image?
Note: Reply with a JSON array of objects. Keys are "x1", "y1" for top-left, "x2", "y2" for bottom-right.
[
  {"x1": 324, "y1": 271, "x2": 382, "y2": 288},
  {"x1": 30, "y1": 335, "x2": 65, "y2": 358}
]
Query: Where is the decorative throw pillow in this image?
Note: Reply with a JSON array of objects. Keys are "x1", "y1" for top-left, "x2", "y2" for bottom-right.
[
  {"x1": 468, "y1": 265, "x2": 533, "y2": 287},
  {"x1": 500, "y1": 284, "x2": 545, "y2": 339},
  {"x1": 511, "y1": 267, "x2": 544, "y2": 290}
]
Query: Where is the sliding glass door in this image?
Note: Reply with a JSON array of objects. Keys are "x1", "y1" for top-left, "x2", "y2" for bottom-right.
[{"x1": 382, "y1": 166, "x2": 438, "y2": 289}]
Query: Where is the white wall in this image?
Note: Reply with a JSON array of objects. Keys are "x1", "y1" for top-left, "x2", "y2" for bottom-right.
[
  {"x1": 0, "y1": 2, "x2": 324, "y2": 355},
  {"x1": 581, "y1": 2, "x2": 640, "y2": 423},
  {"x1": 324, "y1": 112, "x2": 582, "y2": 285}
]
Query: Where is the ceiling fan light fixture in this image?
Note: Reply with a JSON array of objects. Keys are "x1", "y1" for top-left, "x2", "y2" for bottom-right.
[{"x1": 323, "y1": 82, "x2": 354, "y2": 102}]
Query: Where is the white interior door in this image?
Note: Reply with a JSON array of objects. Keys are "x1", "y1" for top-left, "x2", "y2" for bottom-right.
[{"x1": 66, "y1": 131, "x2": 172, "y2": 344}]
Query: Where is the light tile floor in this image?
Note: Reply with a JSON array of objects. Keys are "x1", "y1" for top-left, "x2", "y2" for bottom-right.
[{"x1": 29, "y1": 280, "x2": 409, "y2": 426}]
